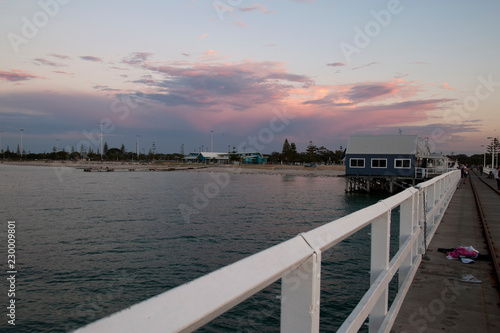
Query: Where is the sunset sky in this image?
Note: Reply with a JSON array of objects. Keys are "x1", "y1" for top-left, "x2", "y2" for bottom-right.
[{"x1": 1, "y1": 0, "x2": 499, "y2": 155}]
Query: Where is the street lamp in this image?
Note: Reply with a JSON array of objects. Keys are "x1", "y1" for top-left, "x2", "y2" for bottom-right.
[
  {"x1": 99, "y1": 122, "x2": 104, "y2": 161},
  {"x1": 211, "y1": 130, "x2": 213, "y2": 152},
  {"x1": 136, "y1": 135, "x2": 140, "y2": 160},
  {"x1": 20, "y1": 129, "x2": 24, "y2": 159},
  {"x1": 487, "y1": 136, "x2": 497, "y2": 168},
  {"x1": 481, "y1": 145, "x2": 486, "y2": 169}
]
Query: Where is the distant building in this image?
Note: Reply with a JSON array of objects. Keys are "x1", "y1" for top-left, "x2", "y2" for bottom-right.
[
  {"x1": 345, "y1": 135, "x2": 430, "y2": 177},
  {"x1": 184, "y1": 152, "x2": 229, "y2": 164},
  {"x1": 238, "y1": 152, "x2": 268, "y2": 164},
  {"x1": 345, "y1": 135, "x2": 450, "y2": 192},
  {"x1": 184, "y1": 152, "x2": 267, "y2": 164}
]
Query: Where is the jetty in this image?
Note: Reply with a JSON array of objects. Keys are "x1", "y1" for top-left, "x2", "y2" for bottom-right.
[{"x1": 392, "y1": 171, "x2": 500, "y2": 332}]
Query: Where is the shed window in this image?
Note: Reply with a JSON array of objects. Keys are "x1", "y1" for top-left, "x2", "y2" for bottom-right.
[
  {"x1": 350, "y1": 158, "x2": 365, "y2": 168},
  {"x1": 395, "y1": 159, "x2": 411, "y2": 168},
  {"x1": 371, "y1": 159, "x2": 387, "y2": 168}
]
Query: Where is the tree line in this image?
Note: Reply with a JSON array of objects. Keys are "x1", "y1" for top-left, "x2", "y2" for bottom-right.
[
  {"x1": 267, "y1": 139, "x2": 345, "y2": 165},
  {"x1": 449, "y1": 137, "x2": 500, "y2": 167},
  {"x1": 3, "y1": 137, "x2": 498, "y2": 166},
  {"x1": 0, "y1": 142, "x2": 184, "y2": 162}
]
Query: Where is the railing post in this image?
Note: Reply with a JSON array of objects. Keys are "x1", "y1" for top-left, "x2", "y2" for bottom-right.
[
  {"x1": 417, "y1": 186, "x2": 426, "y2": 255},
  {"x1": 429, "y1": 182, "x2": 436, "y2": 227},
  {"x1": 369, "y1": 210, "x2": 390, "y2": 332},
  {"x1": 281, "y1": 251, "x2": 321, "y2": 333},
  {"x1": 399, "y1": 188, "x2": 418, "y2": 289}
]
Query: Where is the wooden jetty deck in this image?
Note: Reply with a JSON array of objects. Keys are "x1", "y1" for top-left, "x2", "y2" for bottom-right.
[{"x1": 392, "y1": 172, "x2": 500, "y2": 332}]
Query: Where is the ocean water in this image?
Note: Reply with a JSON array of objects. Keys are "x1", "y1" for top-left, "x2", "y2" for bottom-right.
[{"x1": 0, "y1": 164, "x2": 391, "y2": 332}]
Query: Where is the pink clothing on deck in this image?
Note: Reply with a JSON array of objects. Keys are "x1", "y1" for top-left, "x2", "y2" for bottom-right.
[{"x1": 446, "y1": 247, "x2": 478, "y2": 259}]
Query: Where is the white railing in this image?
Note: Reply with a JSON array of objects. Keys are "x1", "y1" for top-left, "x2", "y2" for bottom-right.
[
  {"x1": 74, "y1": 170, "x2": 461, "y2": 333},
  {"x1": 414, "y1": 167, "x2": 456, "y2": 179}
]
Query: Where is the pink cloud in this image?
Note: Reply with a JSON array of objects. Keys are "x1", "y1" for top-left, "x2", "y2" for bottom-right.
[
  {"x1": 49, "y1": 53, "x2": 70, "y2": 60},
  {"x1": 352, "y1": 61, "x2": 378, "y2": 70},
  {"x1": 203, "y1": 49, "x2": 218, "y2": 57},
  {"x1": 198, "y1": 33, "x2": 208, "y2": 39},
  {"x1": 33, "y1": 58, "x2": 65, "y2": 67},
  {"x1": 302, "y1": 79, "x2": 416, "y2": 107},
  {"x1": 238, "y1": 4, "x2": 274, "y2": 13},
  {"x1": 53, "y1": 70, "x2": 74, "y2": 77},
  {"x1": 86, "y1": 57, "x2": 457, "y2": 151},
  {"x1": 327, "y1": 62, "x2": 345, "y2": 67},
  {"x1": 233, "y1": 21, "x2": 246, "y2": 27},
  {"x1": 122, "y1": 52, "x2": 154, "y2": 65},
  {"x1": 283, "y1": 97, "x2": 456, "y2": 149},
  {"x1": 0, "y1": 69, "x2": 45, "y2": 82},
  {"x1": 441, "y1": 82, "x2": 455, "y2": 90},
  {"x1": 129, "y1": 60, "x2": 312, "y2": 112},
  {"x1": 93, "y1": 84, "x2": 122, "y2": 92},
  {"x1": 80, "y1": 56, "x2": 103, "y2": 62}
]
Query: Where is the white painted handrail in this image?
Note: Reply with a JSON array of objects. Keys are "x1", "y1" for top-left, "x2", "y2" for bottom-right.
[{"x1": 74, "y1": 170, "x2": 461, "y2": 333}]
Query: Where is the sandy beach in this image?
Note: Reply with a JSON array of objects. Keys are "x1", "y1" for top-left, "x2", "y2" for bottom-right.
[
  {"x1": 184, "y1": 164, "x2": 345, "y2": 177},
  {"x1": 1, "y1": 161, "x2": 345, "y2": 177}
]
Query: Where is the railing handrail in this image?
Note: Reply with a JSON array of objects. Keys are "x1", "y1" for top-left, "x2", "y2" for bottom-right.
[{"x1": 74, "y1": 170, "x2": 461, "y2": 333}]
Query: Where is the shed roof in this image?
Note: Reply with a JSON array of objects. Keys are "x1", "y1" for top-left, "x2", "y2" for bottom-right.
[
  {"x1": 346, "y1": 135, "x2": 429, "y2": 156},
  {"x1": 199, "y1": 152, "x2": 229, "y2": 159}
]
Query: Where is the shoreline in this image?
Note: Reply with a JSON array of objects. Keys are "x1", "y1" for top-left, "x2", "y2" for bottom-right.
[
  {"x1": 1, "y1": 161, "x2": 346, "y2": 177},
  {"x1": 185, "y1": 164, "x2": 345, "y2": 177}
]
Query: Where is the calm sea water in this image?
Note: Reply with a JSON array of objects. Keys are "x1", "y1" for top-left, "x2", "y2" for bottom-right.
[{"x1": 0, "y1": 164, "x2": 392, "y2": 332}]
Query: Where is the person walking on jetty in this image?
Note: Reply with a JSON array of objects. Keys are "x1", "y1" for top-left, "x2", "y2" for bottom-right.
[
  {"x1": 461, "y1": 163, "x2": 469, "y2": 184},
  {"x1": 495, "y1": 166, "x2": 500, "y2": 190}
]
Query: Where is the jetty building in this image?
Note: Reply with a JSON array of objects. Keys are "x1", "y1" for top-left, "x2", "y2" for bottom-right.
[
  {"x1": 184, "y1": 151, "x2": 268, "y2": 165},
  {"x1": 345, "y1": 135, "x2": 451, "y2": 192}
]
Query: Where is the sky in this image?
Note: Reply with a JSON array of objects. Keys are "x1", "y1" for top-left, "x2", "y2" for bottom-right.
[{"x1": 1, "y1": 0, "x2": 499, "y2": 155}]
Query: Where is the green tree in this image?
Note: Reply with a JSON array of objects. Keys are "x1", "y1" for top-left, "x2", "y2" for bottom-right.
[
  {"x1": 103, "y1": 142, "x2": 109, "y2": 156},
  {"x1": 305, "y1": 141, "x2": 318, "y2": 163},
  {"x1": 289, "y1": 142, "x2": 298, "y2": 162},
  {"x1": 229, "y1": 148, "x2": 239, "y2": 163},
  {"x1": 282, "y1": 139, "x2": 291, "y2": 162},
  {"x1": 333, "y1": 146, "x2": 344, "y2": 164},
  {"x1": 107, "y1": 148, "x2": 122, "y2": 160},
  {"x1": 268, "y1": 151, "x2": 281, "y2": 164}
]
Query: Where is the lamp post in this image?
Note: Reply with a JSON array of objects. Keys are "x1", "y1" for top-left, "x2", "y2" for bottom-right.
[
  {"x1": 481, "y1": 145, "x2": 486, "y2": 169},
  {"x1": 20, "y1": 129, "x2": 24, "y2": 159},
  {"x1": 211, "y1": 130, "x2": 213, "y2": 152},
  {"x1": 98, "y1": 122, "x2": 104, "y2": 161},
  {"x1": 488, "y1": 136, "x2": 497, "y2": 168},
  {"x1": 136, "y1": 135, "x2": 140, "y2": 160}
]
